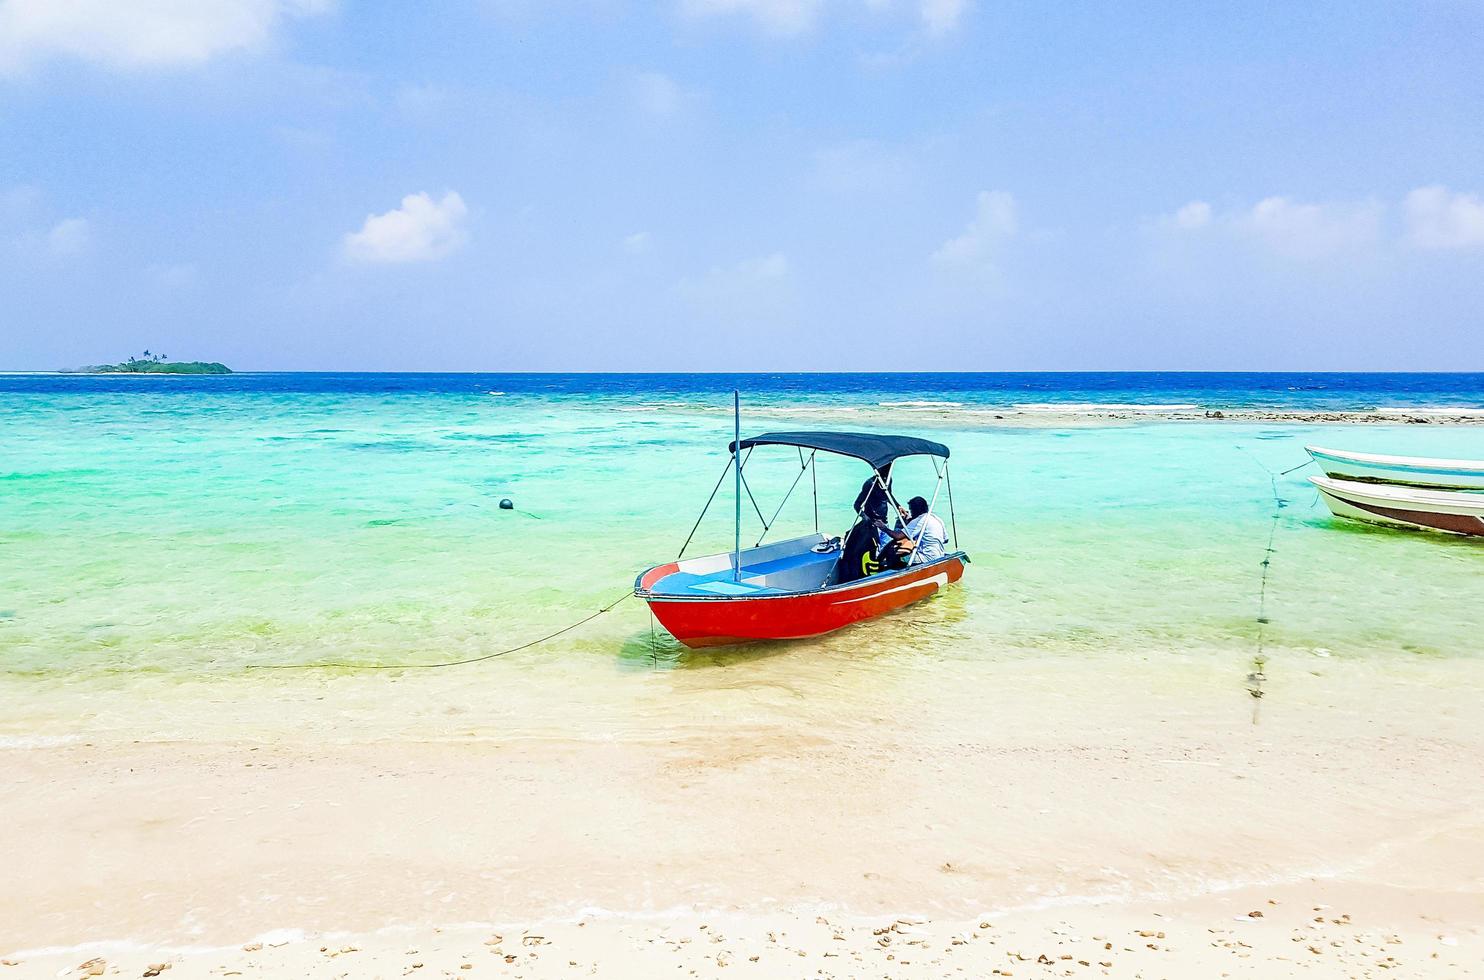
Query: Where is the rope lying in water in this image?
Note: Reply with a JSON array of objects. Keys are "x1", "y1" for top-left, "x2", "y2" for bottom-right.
[
  {"x1": 1236, "y1": 446, "x2": 1297, "y2": 722},
  {"x1": 1235, "y1": 447, "x2": 1291, "y2": 646},
  {"x1": 1254, "y1": 472, "x2": 1282, "y2": 653},
  {"x1": 248, "y1": 591, "x2": 633, "y2": 671}
]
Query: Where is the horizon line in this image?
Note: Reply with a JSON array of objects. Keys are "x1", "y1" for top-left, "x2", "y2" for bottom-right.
[{"x1": 7, "y1": 369, "x2": 1484, "y2": 377}]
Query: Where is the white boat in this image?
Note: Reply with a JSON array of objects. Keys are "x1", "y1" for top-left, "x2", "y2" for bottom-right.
[
  {"x1": 1306, "y1": 445, "x2": 1484, "y2": 490},
  {"x1": 1310, "y1": 476, "x2": 1484, "y2": 537}
]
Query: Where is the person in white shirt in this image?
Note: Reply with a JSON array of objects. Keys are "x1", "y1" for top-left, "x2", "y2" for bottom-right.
[{"x1": 892, "y1": 495, "x2": 948, "y2": 564}]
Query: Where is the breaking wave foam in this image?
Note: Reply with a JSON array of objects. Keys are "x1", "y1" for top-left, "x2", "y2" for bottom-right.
[{"x1": 1013, "y1": 402, "x2": 1200, "y2": 413}]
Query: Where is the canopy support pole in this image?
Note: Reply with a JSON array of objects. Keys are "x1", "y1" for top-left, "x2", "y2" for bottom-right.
[
  {"x1": 945, "y1": 461, "x2": 960, "y2": 549},
  {"x1": 755, "y1": 449, "x2": 815, "y2": 548},
  {"x1": 875, "y1": 462, "x2": 913, "y2": 532},
  {"x1": 738, "y1": 460, "x2": 767, "y2": 528},
  {"x1": 879, "y1": 460, "x2": 946, "y2": 560},
  {"x1": 908, "y1": 469, "x2": 946, "y2": 556},
  {"x1": 733, "y1": 390, "x2": 741, "y2": 581},
  {"x1": 678, "y1": 456, "x2": 736, "y2": 559},
  {"x1": 809, "y1": 448, "x2": 818, "y2": 532}
]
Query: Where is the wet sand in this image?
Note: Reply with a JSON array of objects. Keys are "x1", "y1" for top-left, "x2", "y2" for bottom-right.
[{"x1": 13, "y1": 881, "x2": 1482, "y2": 979}]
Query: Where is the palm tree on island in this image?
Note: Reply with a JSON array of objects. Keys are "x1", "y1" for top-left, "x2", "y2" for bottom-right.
[{"x1": 83, "y1": 351, "x2": 232, "y2": 375}]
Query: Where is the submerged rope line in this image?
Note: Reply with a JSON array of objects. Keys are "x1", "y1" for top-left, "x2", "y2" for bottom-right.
[
  {"x1": 1255, "y1": 473, "x2": 1282, "y2": 647},
  {"x1": 1236, "y1": 446, "x2": 1292, "y2": 722},
  {"x1": 1236, "y1": 447, "x2": 1287, "y2": 647},
  {"x1": 248, "y1": 591, "x2": 633, "y2": 671},
  {"x1": 648, "y1": 603, "x2": 660, "y2": 669}
]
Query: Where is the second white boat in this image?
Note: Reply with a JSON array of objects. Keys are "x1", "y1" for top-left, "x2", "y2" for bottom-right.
[
  {"x1": 1310, "y1": 476, "x2": 1484, "y2": 537},
  {"x1": 1306, "y1": 445, "x2": 1484, "y2": 490}
]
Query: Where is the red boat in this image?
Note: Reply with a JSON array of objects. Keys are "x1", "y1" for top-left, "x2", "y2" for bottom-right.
[{"x1": 635, "y1": 419, "x2": 968, "y2": 647}]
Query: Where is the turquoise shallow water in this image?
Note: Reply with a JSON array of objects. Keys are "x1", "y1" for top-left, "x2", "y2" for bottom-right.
[
  {"x1": 2, "y1": 371, "x2": 1484, "y2": 739},
  {"x1": 5, "y1": 377, "x2": 1484, "y2": 690}
]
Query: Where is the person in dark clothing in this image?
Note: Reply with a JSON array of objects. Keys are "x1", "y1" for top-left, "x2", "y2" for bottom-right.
[
  {"x1": 838, "y1": 468, "x2": 895, "y2": 583},
  {"x1": 853, "y1": 468, "x2": 892, "y2": 524},
  {"x1": 837, "y1": 518, "x2": 882, "y2": 583}
]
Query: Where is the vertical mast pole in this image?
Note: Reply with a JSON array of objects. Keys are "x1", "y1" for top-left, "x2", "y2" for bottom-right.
[
  {"x1": 810, "y1": 451, "x2": 818, "y2": 533},
  {"x1": 733, "y1": 389, "x2": 742, "y2": 581}
]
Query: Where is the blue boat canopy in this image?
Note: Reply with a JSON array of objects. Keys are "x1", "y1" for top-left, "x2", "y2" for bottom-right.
[{"x1": 730, "y1": 430, "x2": 949, "y2": 471}]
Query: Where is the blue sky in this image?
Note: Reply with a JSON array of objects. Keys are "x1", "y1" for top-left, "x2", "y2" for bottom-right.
[{"x1": 2, "y1": 0, "x2": 1482, "y2": 371}]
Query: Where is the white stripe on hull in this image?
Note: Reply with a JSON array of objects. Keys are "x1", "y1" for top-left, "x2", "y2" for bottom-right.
[{"x1": 833, "y1": 572, "x2": 949, "y2": 604}]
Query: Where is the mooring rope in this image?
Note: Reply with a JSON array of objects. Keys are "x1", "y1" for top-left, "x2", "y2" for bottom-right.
[
  {"x1": 1254, "y1": 471, "x2": 1282, "y2": 653},
  {"x1": 1236, "y1": 446, "x2": 1295, "y2": 722},
  {"x1": 248, "y1": 591, "x2": 633, "y2": 671}
]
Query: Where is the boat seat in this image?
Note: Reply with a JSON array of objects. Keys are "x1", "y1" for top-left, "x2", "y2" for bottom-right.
[
  {"x1": 741, "y1": 551, "x2": 837, "y2": 577},
  {"x1": 652, "y1": 570, "x2": 784, "y2": 596},
  {"x1": 651, "y1": 547, "x2": 839, "y2": 597},
  {"x1": 689, "y1": 580, "x2": 783, "y2": 596}
]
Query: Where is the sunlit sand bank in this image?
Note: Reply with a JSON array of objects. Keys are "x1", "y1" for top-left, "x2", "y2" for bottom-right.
[{"x1": 6, "y1": 654, "x2": 1484, "y2": 977}]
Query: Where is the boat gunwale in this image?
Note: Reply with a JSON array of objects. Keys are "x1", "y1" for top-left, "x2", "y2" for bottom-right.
[
  {"x1": 1309, "y1": 475, "x2": 1484, "y2": 511},
  {"x1": 1306, "y1": 444, "x2": 1484, "y2": 474},
  {"x1": 635, "y1": 550, "x2": 969, "y2": 602}
]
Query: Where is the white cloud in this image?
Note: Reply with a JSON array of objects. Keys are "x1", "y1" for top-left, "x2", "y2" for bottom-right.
[
  {"x1": 46, "y1": 217, "x2": 90, "y2": 255},
  {"x1": 0, "y1": 0, "x2": 334, "y2": 74},
  {"x1": 933, "y1": 190, "x2": 1016, "y2": 267},
  {"x1": 1239, "y1": 196, "x2": 1382, "y2": 259},
  {"x1": 622, "y1": 231, "x2": 653, "y2": 254},
  {"x1": 680, "y1": 250, "x2": 790, "y2": 292},
  {"x1": 631, "y1": 70, "x2": 698, "y2": 118},
  {"x1": 1403, "y1": 185, "x2": 1484, "y2": 250},
  {"x1": 919, "y1": 0, "x2": 968, "y2": 36},
  {"x1": 1161, "y1": 195, "x2": 1382, "y2": 260},
  {"x1": 676, "y1": 251, "x2": 793, "y2": 322},
  {"x1": 1170, "y1": 200, "x2": 1211, "y2": 230},
  {"x1": 678, "y1": 0, "x2": 823, "y2": 35},
  {"x1": 342, "y1": 191, "x2": 468, "y2": 265},
  {"x1": 682, "y1": 0, "x2": 967, "y2": 37},
  {"x1": 738, "y1": 252, "x2": 788, "y2": 279}
]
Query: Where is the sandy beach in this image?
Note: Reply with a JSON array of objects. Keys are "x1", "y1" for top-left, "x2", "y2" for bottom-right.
[
  {"x1": 11, "y1": 884, "x2": 1481, "y2": 979},
  {"x1": 7, "y1": 650, "x2": 1484, "y2": 978}
]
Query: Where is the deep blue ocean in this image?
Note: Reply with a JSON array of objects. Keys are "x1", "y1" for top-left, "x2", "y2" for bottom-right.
[{"x1": 4, "y1": 371, "x2": 1484, "y2": 411}]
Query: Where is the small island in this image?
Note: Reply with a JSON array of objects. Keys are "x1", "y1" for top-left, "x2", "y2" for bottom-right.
[{"x1": 81, "y1": 351, "x2": 232, "y2": 375}]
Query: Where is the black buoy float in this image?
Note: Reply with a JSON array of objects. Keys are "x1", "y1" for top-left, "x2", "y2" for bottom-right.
[{"x1": 499, "y1": 498, "x2": 514, "y2": 510}]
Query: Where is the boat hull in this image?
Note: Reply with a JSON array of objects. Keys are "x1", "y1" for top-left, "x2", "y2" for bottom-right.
[
  {"x1": 1311, "y1": 476, "x2": 1484, "y2": 537},
  {"x1": 640, "y1": 553, "x2": 968, "y2": 647},
  {"x1": 1307, "y1": 445, "x2": 1484, "y2": 490}
]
